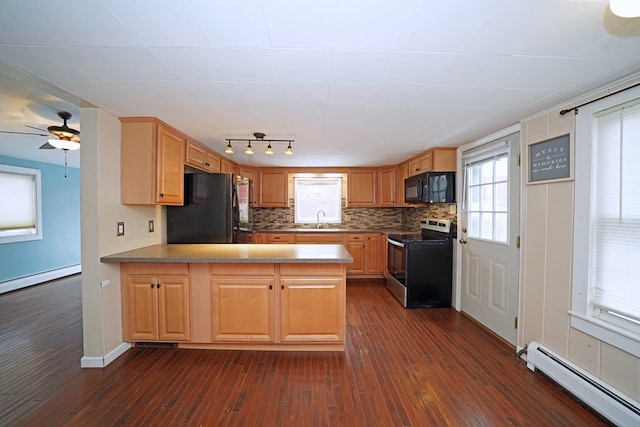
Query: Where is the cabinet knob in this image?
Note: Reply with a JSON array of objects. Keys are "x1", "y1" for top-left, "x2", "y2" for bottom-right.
[
  {"x1": 157, "y1": 283, "x2": 162, "y2": 288},
  {"x1": 151, "y1": 283, "x2": 155, "y2": 288},
  {"x1": 269, "y1": 285, "x2": 273, "y2": 290},
  {"x1": 281, "y1": 285, "x2": 284, "y2": 290},
  {"x1": 159, "y1": 193, "x2": 164, "y2": 198}
]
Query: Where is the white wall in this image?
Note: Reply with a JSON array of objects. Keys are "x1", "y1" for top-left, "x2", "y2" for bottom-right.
[
  {"x1": 80, "y1": 108, "x2": 162, "y2": 367},
  {"x1": 519, "y1": 77, "x2": 640, "y2": 400}
]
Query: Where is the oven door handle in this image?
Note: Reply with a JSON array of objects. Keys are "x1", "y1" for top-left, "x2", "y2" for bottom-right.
[{"x1": 387, "y1": 238, "x2": 405, "y2": 248}]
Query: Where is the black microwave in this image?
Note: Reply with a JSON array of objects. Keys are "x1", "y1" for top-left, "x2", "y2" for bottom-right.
[{"x1": 404, "y1": 172, "x2": 456, "y2": 203}]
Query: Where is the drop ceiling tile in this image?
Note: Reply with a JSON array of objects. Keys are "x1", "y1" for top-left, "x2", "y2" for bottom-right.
[
  {"x1": 102, "y1": 0, "x2": 206, "y2": 47},
  {"x1": 141, "y1": 81, "x2": 200, "y2": 104},
  {"x1": 282, "y1": 83, "x2": 330, "y2": 105},
  {"x1": 53, "y1": 80, "x2": 157, "y2": 105},
  {"x1": 27, "y1": 0, "x2": 142, "y2": 46},
  {"x1": 214, "y1": 49, "x2": 279, "y2": 81},
  {"x1": 188, "y1": 81, "x2": 286, "y2": 105},
  {"x1": 0, "y1": 1, "x2": 80, "y2": 46},
  {"x1": 274, "y1": 49, "x2": 333, "y2": 82},
  {"x1": 151, "y1": 47, "x2": 228, "y2": 81},
  {"x1": 92, "y1": 47, "x2": 178, "y2": 80},
  {"x1": 397, "y1": 0, "x2": 499, "y2": 51},
  {"x1": 332, "y1": 0, "x2": 418, "y2": 49},
  {"x1": 0, "y1": 46, "x2": 130, "y2": 81},
  {"x1": 184, "y1": 0, "x2": 271, "y2": 48},
  {"x1": 262, "y1": 0, "x2": 341, "y2": 48}
]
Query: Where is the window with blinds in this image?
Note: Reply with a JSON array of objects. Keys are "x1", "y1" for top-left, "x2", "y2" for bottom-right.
[
  {"x1": 293, "y1": 176, "x2": 342, "y2": 224},
  {"x1": 0, "y1": 164, "x2": 42, "y2": 244},
  {"x1": 592, "y1": 100, "x2": 640, "y2": 329}
]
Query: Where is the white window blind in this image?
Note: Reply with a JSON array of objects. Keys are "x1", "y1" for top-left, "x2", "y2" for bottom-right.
[
  {"x1": 294, "y1": 176, "x2": 342, "y2": 224},
  {"x1": 592, "y1": 101, "x2": 640, "y2": 324},
  {"x1": 0, "y1": 164, "x2": 42, "y2": 243}
]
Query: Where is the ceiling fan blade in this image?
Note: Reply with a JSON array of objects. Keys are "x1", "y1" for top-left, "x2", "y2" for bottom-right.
[
  {"x1": 0, "y1": 130, "x2": 50, "y2": 137},
  {"x1": 25, "y1": 124, "x2": 50, "y2": 133},
  {"x1": 39, "y1": 141, "x2": 56, "y2": 149}
]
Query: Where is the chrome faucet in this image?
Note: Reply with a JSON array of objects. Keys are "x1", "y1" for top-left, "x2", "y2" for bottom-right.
[{"x1": 316, "y1": 210, "x2": 326, "y2": 229}]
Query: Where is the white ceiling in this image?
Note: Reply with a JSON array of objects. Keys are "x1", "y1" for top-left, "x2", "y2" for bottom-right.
[{"x1": 1, "y1": 0, "x2": 639, "y2": 169}]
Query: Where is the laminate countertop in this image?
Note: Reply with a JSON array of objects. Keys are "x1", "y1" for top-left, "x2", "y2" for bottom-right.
[{"x1": 101, "y1": 244, "x2": 353, "y2": 264}]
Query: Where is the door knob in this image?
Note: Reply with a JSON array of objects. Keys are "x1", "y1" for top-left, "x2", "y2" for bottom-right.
[{"x1": 459, "y1": 238, "x2": 467, "y2": 244}]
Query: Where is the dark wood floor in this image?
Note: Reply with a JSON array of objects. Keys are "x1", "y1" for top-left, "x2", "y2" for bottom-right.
[{"x1": 0, "y1": 275, "x2": 610, "y2": 426}]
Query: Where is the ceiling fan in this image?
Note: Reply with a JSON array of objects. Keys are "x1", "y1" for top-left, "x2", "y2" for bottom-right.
[{"x1": 0, "y1": 111, "x2": 80, "y2": 151}]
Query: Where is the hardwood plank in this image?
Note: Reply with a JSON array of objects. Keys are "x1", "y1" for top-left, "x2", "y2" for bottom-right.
[{"x1": 0, "y1": 276, "x2": 613, "y2": 426}]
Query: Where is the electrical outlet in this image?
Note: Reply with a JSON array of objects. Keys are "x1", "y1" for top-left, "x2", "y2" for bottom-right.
[
  {"x1": 449, "y1": 205, "x2": 457, "y2": 214},
  {"x1": 117, "y1": 222, "x2": 125, "y2": 236},
  {"x1": 148, "y1": 219, "x2": 155, "y2": 233}
]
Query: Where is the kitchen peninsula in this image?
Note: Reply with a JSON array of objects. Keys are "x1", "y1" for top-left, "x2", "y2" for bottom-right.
[{"x1": 102, "y1": 244, "x2": 352, "y2": 351}]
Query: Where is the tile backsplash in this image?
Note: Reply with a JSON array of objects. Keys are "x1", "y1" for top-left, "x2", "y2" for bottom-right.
[{"x1": 252, "y1": 199, "x2": 457, "y2": 231}]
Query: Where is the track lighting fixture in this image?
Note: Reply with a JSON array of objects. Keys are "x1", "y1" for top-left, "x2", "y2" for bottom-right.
[{"x1": 225, "y1": 132, "x2": 294, "y2": 156}]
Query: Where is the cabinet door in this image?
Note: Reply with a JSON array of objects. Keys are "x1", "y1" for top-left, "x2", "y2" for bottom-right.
[
  {"x1": 280, "y1": 278, "x2": 344, "y2": 342},
  {"x1": 259, "y1": 169, "x2": 288, "y2": 207},
  {"x1": 347, "y1": 169, "x2": 376, "y2": 206},
  {"x1": 431, "y1": 148, "x2": 457, "y2": 171},
  {"x1": 211, "y1": 278, "x2": 275, "y2": 342},
  {"x1": 346, "y1": 240, "x2": 365, "y2": 274},
  {"x1": 366, "y1": 234, "x2": 383, "y2": 274},
  {"x1": 204, "y1": 150, "x2": 220, "y2": 173},
  {"x1": 419, "y1": 152, "x2": 433, "y2": 172},
  {"x1": 156, "y1": 125, "x2": 185, "y2": 205},
  {"x1": 220, "y1": 157, "x2": 238, "y2": 174},
  {"x1": 185, "y1": 138, "x2": 207, "y2": 170},
  {"x1": 157, "y1": 276, "x2": 191, "y2": 341},
  {"x1": 126, "y1": 276, "x2": 158, "y2": 341},
  {"x1": 239, "y1": 166, "x2": 258, "y2": 205},
  {"x1": 378, "y1": 166, "x2": 396, "y2": 206}
]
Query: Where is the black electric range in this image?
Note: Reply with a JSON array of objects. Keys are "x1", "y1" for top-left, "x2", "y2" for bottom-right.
[{"x1": 386, "y1": 218, "x2": 455, "y2": 308}]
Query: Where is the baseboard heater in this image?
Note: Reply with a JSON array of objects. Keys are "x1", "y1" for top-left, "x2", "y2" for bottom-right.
[{"x1": 527, "y1": 341, "x2": 640, "y2": 426}]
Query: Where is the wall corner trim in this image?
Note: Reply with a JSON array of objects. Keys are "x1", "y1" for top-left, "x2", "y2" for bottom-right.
[{"x1": 80, "y1": 342, "x2": 131, "y2": 369}]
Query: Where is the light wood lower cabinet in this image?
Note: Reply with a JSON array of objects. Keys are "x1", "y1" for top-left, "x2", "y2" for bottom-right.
[
  {"x1": 122, "y1": 262, "x2": 346, "y2": 350},
  {"x1": 121, "y1": 263, "x2": 191, "y2": 341},
  {"x1": 280, "y1": 276, "x2": 344, "y2": 343},
  {"x1": 211, "y1": 277, "x2": 275, "y2": 342}
]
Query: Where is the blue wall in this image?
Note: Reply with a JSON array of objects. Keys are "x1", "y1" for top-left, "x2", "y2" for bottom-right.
[{"x1": 0, "y1": 155, "x2": 81, "y2": 282}]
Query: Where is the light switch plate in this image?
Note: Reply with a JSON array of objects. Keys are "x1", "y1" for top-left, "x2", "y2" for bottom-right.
[
  {"x1": 117, "y1": 222, "x2": 125, "y2": 236},
  {"x1": 148, "y1": 219, "x2": 154, "y2": 233}
]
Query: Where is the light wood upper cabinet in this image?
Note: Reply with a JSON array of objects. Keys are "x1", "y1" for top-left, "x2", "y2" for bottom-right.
[
  {"x1": 259, "y1": 169, "x2": 288, "y2": 207},
  {"x1": 378, "y1": 166, "x2": 396, "y2": 206},
  {"x1": 407, "y1": 147, "x2": 457, "y2": 177},
  {"x1": 220, "y1": 157, "x2": 238, "y2": 175},
  {"x1": 121, "y1": 118, "x2": 185, "y2": 205},
  {"x1": 347, "y1": 169, "x2": 377, "y2": 207},
  {"x1": 185, "y1": 138, "x2": 220, "y2": 173}
]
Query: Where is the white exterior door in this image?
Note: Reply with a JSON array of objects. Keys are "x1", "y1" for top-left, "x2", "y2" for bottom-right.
[{"x1": 459, "y1": 133, "x2": 520, "y2": 345}]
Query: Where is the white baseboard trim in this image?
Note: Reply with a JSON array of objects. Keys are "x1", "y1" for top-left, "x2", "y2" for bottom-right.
[
  {"x1": 81, "y1": 342, "x2": 131, "y2": 368},
  {"x1": 0, "y1": 264, "x2": 81, "y2": 294}
]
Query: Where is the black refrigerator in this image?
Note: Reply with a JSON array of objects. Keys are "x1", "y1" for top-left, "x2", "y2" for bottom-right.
[{"x1": 167, "y1": 173, "x2": 238, "y2": 243}]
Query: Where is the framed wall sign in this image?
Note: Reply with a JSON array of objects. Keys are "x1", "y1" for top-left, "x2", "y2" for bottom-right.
[{"x1": 527, "y1": 133, "x2": 573, "y2": 184}]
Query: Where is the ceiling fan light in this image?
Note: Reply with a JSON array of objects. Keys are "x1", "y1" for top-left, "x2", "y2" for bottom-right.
[
  {"x1": 225, "y1": 141, "x2": 234, "y2": 154},
  {"x1": 265, "y1": 143, "x2": 274, "y2": 155},
  {"x1": 285, "y1": 142, "x2": 293, "y2": 155},
  {"x1": 610, "y1": 0, "x2": 640, "y2": 17},
  {"x1": 245, "y1": 142, "x2": 254, "y2": 154},
  {"x1": 49, "y1": 137, "x2": 80, "y2": 151}
]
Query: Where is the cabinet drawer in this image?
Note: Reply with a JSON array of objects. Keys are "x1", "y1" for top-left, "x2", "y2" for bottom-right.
[
  {"x1": 347, "y1": 234, "x2": 366, "y2": 242},
  {"x1": 123, "y1": 262, "x2": 189, "y2": 276},
  {"x1": 212, "y1": 263, "x2": 275, "y2": 276},
  {"x1": 280, "y1": 263, "x2": 345, "y2": 276},
  {"x1": 265, "y1": 234, "x2": 293, "y2": 243},
  {"x1": 295, "y1": 233, "x2": 345, "y2": 243}
]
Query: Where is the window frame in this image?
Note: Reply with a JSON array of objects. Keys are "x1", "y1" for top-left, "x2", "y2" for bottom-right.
[
  {"x1": 0, "y1": 163, "x2": 43, "y2": 244},
  {"x1": 293, "y1": 175, "x2": 342, "y2": 225},
  {"x1": 571, "y1": 85, "x2": 640, "y2": 358}
]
